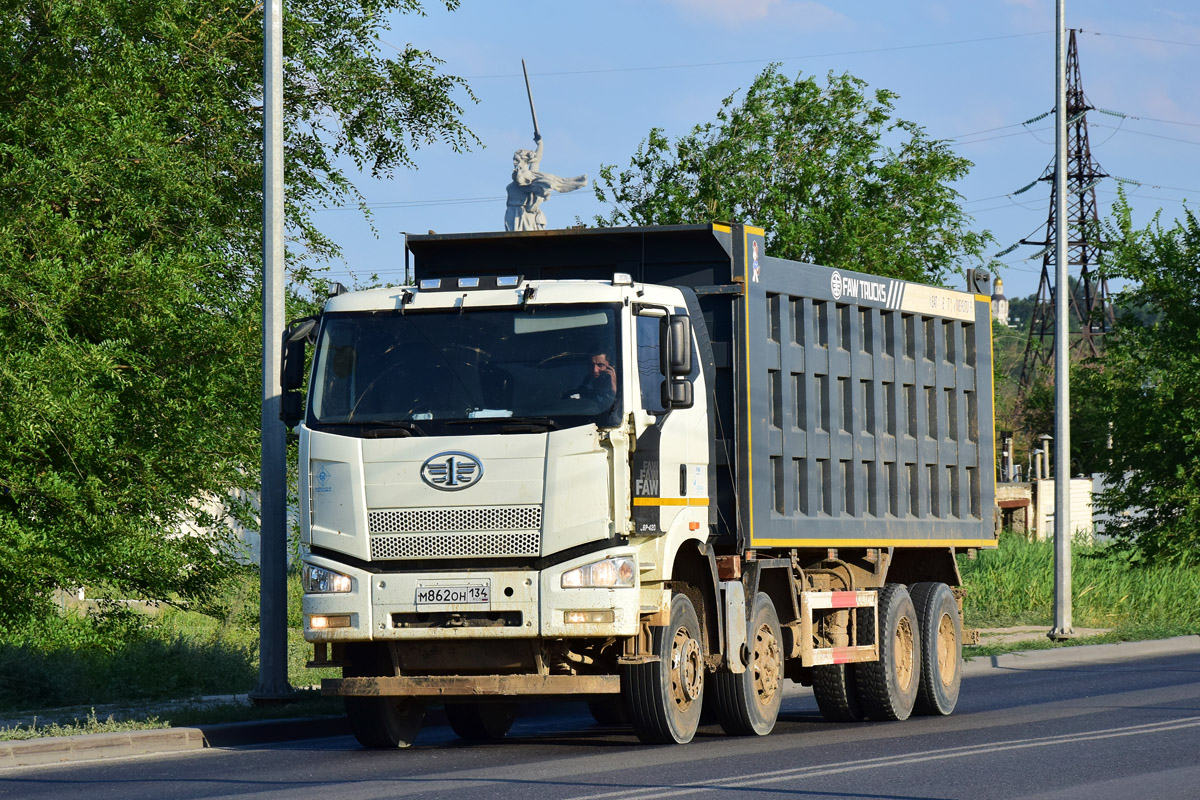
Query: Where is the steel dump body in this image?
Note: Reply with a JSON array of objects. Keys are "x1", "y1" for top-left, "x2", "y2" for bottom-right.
[{"x1": 406, "y1": 223, "x2": 996, "y2": 553}]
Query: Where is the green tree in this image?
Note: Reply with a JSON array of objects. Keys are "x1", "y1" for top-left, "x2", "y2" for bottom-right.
[
  {"x1": 1077, "y1": 195, "x2": 1200, "y2": 566},
  {"x1": 593, "y1": 65, "x2": 990, "y2": 284},
  {"x1": 0, "y1": 1, "x2": 475, "y2": 629}
]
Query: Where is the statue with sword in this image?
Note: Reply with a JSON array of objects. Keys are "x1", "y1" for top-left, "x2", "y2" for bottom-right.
[{"x1": 504, "y1": 60, "x2": 588, "y2": 232}]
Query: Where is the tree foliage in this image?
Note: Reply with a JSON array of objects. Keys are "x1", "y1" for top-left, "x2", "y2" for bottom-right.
[
  {"x1": 1077, "y1": 195, "x2": 1200, "y2": 566},
  {"x1": 593, "y1": 65, "x2": 990, "y2": 284},
  {"x1": 0, "y1": 1, "x2": 474, "y2": 628}
]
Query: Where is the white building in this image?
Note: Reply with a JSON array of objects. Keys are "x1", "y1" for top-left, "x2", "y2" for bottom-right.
[{"x1": 992, "y1": 277, "x2": 1010, "y2": 326}]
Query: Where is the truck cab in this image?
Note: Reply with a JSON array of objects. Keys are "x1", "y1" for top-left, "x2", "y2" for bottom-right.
[{"x1": 297, "y1": 273, "x2": 708, "y2": 647}]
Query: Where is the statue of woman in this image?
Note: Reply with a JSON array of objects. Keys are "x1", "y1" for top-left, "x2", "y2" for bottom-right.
[{"x1": 504, "y1": 134, "x2": 587, "y2": 231}]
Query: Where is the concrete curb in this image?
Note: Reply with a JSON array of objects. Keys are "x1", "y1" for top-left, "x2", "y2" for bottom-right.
[
  {"x1": 0, "y1": 716, "x2": 354, "y2": 770},
  {"x1": 1, "y1": 727, "x2": 207, "y2": 769},
  {"x1": 4, "y1": 636, "x2": 1198, "y2": 769},
  {"x1": 963, "y1": 634, "x2": 1200, "y2": 675}
]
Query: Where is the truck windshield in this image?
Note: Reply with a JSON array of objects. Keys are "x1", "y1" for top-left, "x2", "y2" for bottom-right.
[{"x1": 308, "y1": 305, "x2": 623, "y2": 433}]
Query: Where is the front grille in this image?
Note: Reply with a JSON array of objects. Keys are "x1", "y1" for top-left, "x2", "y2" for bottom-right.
[
  {"x1": 367, "y1": 505, "x2": 542, "y2": 560},
  {"x1": 370, "y1": 531, "x2": 540, "y2": 560},
  {"x1": 369, "y1": 506, "x2": 541, "y2": 533}
]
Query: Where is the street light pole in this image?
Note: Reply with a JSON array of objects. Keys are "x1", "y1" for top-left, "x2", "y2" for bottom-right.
[
  {"x1": 253, "y1": 0, "x2": 294, "y2": 700},
  {"x1": 1049, "y1": 0, "x2": 1076, "y2": 642}
]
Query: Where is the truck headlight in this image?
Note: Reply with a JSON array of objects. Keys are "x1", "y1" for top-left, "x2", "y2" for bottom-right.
[
  {"x1": 302, "y1": 563, "x2": 353, "y2": 594},
  {"x1": 561, "y1": 557, "x2": 636, "y2": 588}
]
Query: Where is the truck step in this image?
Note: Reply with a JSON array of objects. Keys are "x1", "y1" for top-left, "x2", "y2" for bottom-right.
[{"x1": 797, "y1": 590, "x2": 881, "y2": 667}]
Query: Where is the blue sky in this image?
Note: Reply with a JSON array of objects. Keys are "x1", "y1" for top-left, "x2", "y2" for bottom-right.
[{"x1": 307, "y1": 0, "x2": 1200, "y2": 300}]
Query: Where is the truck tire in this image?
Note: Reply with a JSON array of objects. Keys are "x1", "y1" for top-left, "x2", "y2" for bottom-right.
[
  {"x1": 587, "y1": 699, "x2": 628, "y2": 726},
  {"x1": 342, "y1": 644, "x2": 425, "y2": 749},
  {"x1": 714, "y1": 592, "x2": 783, "y2": 736},
  {"x1": 445, "y1": 702, "x2": 516, "y2": 741},
  {"x1": 811, "y1": 664, "x2": 864, "y2": 722},
  {"x1": 909, "y1": 582, "x2": 962, "y2": 716},
  {"x1": 853, "y1": 584, "x2": 921, "y2": 721},
  {"x1": 623, "y1": 591, "x2": 706, "y2": 744}
]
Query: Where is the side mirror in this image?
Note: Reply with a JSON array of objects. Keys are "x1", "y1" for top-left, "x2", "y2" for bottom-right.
[
  {"x1": 280, "y1": 316, "x2": 318, "y2": 427},
  {"x1": 663, "y1": 378, "x2": 693, "y2": 409},
  {"x1": 667, "y1": 316, "x2": 692, "y2": 377}
]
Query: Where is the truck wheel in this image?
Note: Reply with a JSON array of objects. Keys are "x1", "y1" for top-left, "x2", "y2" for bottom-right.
[
  {"x1": 811, "y1": 664, "x2": 864, "y2": 722},
  {"x1": 445, "y1": 702, "x2": 516, "y2": 741},
  {"x1": 342, "y1": 644, "x2": 425, "y2": 749},
  {"x1": 624, "y1": 592, "x2": 706, "y2": 744},
  {"x1": 714, "y1": 592, "x2": 783, "y2": 736},
  {"x1": 909, "y1": 582, "x2": 962, "y2": 716},
  {"x1": 854, "y1": 584, "x2": 921, "y2": 721},
  {"x1": 587, "y1": 699, "x2": 628, "y2": 726}
]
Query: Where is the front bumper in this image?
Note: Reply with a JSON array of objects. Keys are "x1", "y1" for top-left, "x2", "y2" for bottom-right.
[{"x1": 301, "y1": 548, "x2": 641, "y2": 641}]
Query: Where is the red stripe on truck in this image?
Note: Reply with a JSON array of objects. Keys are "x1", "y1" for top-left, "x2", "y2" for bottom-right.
[{"x1": 829, "y1": 591, "x2": 859, "y2": 608}]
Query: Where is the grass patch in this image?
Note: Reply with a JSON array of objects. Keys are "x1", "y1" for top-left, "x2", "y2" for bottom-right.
[
  {"x1": 0, "y1": 569, "x2": 336, "y2": 714},
  {"x1": 0, "y1": 709, "x2": 166, "y2": 741},
  {"x1": 0, "y1": 692, "x2": 346, "y2": 742},
  {"x1": 959, "y1": 532, "x2": 1200, "y2": 637}
]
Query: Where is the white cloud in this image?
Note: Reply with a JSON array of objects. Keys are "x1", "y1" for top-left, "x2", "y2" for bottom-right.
[{"x1": 663, "y1": 0, "x2": 853, "y2": 32}]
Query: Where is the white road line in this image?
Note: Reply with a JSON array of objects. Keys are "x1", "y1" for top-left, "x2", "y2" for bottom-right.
[{"x1": 564, "y1": 715, "x2": 1200, "y2": 800}]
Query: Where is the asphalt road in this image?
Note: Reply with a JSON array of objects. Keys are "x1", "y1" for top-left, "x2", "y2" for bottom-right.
[{"x1": 3, "y1": 646, "x2": 1199, "y2": 800}]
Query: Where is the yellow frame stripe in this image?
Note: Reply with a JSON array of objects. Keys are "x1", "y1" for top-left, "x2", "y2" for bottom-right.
[
  {"x1": 632, "y1": 497, "x2": 710, "y2": 507},
  {"x1": 986, "y1": 296, "x2": 998, "y2": 504},
  {"x1": 744, "y1": 227, "x2": 755, "y2": 541},
  {"x1": 750, "y1": 538, "x2": 999, "y2": 548}
]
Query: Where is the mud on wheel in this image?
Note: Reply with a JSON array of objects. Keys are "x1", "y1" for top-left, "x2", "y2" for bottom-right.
[
  {"x1": 853, "y1": 584, "x2": 921, "y2": 721},
  {"x1": 623, "y1": 591, "x2": 706, "y2": 744},
  {"x1": 909, "y1": 582, "x2": 963, "y2": 716},
  {"x1": 714, "y1": 592, "x2": 783, "y2": 736}
]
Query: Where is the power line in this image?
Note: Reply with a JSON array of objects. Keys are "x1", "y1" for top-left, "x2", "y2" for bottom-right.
[
  {"x1": 945, "y1": 122, "x2": 1027, "y2": 139},
  {"x1": 1083, "y1": 29, "x2": 1200, "y2": 50},
  {"x1": 1122, "y1": 114, "x2": 1200, "y2": 130},
  {"x1": 1097, "y1": 188, "x2": 1193, "y2": 203},
  {"x1": 1108, "y1": 175, "x2": 1200, "y2": 195},
  {"x1": 968, "y1": 200, "x2": 1047, "y2": 215},
  {"x1": 952, "y1": 127, "x2": 1052, "y2": 145},
  {"x1": 323, "y1": 191, "x2": 591, "y2": 211},
  {"x1": 1089, "y1": 122, "x2": 1200, "y2": 148}
]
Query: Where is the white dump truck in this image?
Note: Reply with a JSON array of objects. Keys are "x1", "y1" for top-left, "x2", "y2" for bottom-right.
[{"x1": 281, "y1": 223, "x2": 997, "y2": 746}]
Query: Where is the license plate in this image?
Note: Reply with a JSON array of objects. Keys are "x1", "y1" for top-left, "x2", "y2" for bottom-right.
[{"x1": 415, "y1": 583, "x2": 490, "y2": 605}]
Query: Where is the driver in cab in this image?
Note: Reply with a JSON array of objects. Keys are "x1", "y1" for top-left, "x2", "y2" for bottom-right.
[{"x1": 564, "y1": 350, "x2": 617, "y2": 409}]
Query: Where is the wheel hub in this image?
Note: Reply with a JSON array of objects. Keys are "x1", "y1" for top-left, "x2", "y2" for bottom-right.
[
  {"x1": 894, "y1": 616, "x2": 915, "y2": 690},
  {"x1": 937, "y1": 612, "x2": 957, "y2": 686},
  {"x1": 752, "y1": 621, "x2": 781, "y2": 705},
  {"x1": 671, "y1": 631, "x2": 704, "y2": 705}
]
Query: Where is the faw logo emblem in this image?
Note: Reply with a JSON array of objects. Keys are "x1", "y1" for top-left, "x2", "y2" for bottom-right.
[
  {"x1": 420, "y1": 451, "x2": 483, "y2": 491},
  {"x1": 830, "y1": 270, "x2": 844, "y2": 300}
]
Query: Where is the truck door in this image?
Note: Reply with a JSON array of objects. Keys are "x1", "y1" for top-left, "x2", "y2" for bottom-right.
[{"x1": 631, "y1": 309, "x2": 708, "y2": 535}]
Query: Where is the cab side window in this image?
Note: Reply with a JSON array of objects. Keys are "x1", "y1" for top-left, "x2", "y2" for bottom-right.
[{"x1": 636, "y1": 315, "x2": 666, "y2": 415}]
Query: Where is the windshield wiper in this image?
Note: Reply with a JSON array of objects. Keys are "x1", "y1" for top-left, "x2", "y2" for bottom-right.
[
  {"x1": 314, "y1": 420, "x2": 425, "y2": 438},
  {"x1": 445, "y1": 416, "x2": 559, "y2": 433},
  {"x1": 362, "y1": 420, "x2": 426, "y2": 438}
]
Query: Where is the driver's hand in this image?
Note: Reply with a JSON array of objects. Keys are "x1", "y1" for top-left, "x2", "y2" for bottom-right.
[{"x1": 599, "y1": 363, "x2": 616, "y2": 391}]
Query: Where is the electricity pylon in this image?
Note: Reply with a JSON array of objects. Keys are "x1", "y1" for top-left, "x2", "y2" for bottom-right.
[{"x1": 1019, "y1": 28, "x2": 1115, "y2": 390}]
